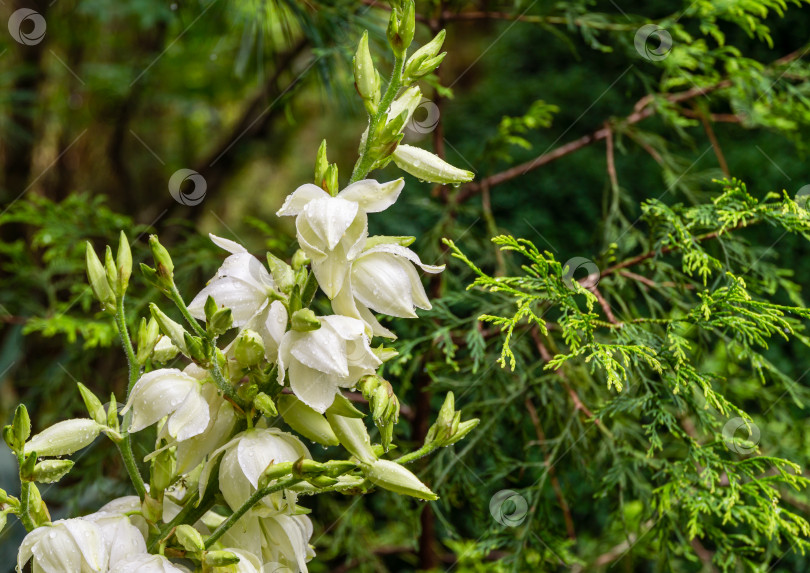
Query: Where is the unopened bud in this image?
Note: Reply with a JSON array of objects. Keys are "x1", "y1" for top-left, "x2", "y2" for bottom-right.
[
  {"x1": 152, "y1": 335, "x2": 180, "y2": 363},
  {"x1": 291, "y1": 249, "x2": 310, "y2": 270},
  {"x1": 116, "y1": 231, "x2": 132, "y2": 295},
  {"x1": 136, "y1": 317, "x2": 161, "y2": 363},
  {"x1": 204, "y1": 550, "x2": 241, "y2": 566},
  {"x1": 291, "y1": 308, "x2": 321, "y2": 332},
  {"x1": 24, "y1": 419, "x2": 102, "y2": 457},
  {"x1": 77, "y1": 383, "x2": 106, "y2": 425},
  {"x1": 404, "y1": 29, "x2": 446, "y2": 81},
  {"x1": 175, "y1": 524, "x2": 205, "y2": 553},
  {"x1": 267, "y1": 253, "x2": 295, "y2": 294},
  {"x1": 315, "y1": 140, "x2": 329, "y2": 188},
  {"x1": 393, "y1": 144, "x2": 474, "y2": 184},
  {"x1": 233, "y1": 329, "x2": 265, "y2": 367},
  {"x1": 32, "y1": 459, "x2": 74, "y2": 484},
  {"x1": 277, "y1": 395, "x2": 339, "y2": 446},
  {"x1": 148, "y1": 235, "x2": 174, "y2": 280},
  {"x1": 151, "y1": 448, "x2": 175, "y2": 494},
  {"x1": 149, "y1": 304, "x2": 189, "y2": 354},
  {"x1": 354, "y1": 31, "x2": 380, "y2": 110},
  {"x1": 366, "y1": 459, "x2": 437, "y2": 500},
  {"x1": 86, "y1": 242, "x2": 116, "y2": 311},
  {"x1": 326, "y1": 413, "x2": 376, "y2": 465}
]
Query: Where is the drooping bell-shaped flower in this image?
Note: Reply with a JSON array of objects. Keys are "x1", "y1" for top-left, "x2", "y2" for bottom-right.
[
  {"x1": 216, "y1": 513, "x2": 315, "y2": 573},
  {"x1": 108, "y1": 554, "x2": 190, "y2": 573},
  {"x1": 333, "y1": 241, "x2": 443, "y2": 338},
  {"x1": 153, "y1": 365, "x2": 237, "y2": 474},
  {"x1": 121, "y1": 368, "x2": 209, "y2": 442},
  {"x1": 199, "y1": 427, "x2": 311, "y2": 513},
  {"x1": 276, "y1": 179, "x2": 404, "y2": 298},
  {"x1": 17, "y1": 512, "x2": 146, "y2": 573},
  {"x1": 188, "y1": 235, "x2": 288, "y2": 353},
  {"x1": 277, "y1": 315, "x2": 381, "y2": 413}
]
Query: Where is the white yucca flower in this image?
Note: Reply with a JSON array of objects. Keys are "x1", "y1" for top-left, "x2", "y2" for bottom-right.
[
  {"x1": 277, "y1": 315, "x2": 381, "y2": 412},
  {"x1": 276, "y1": 179, "x2": 404, "y2": 298},
  {"x1": 216, "y1": 513, "x2": 315, "y2": 573},
  {"x1": 199, "y1": 427, "x2": 310, "y2": 513},
  {"x1": 108, "y1": 554, "x2": 190, "y2": 573},
  {"x1": 121, "y1": 368, "x2": 210, "y2": 442},
  {"x1": 18, "y1": 512, "x2": 145, "y2": 573},
  {"x1": 333, "y1": 241, "x2": 443, "y2": 338},
  {"x1": 188, "y1": 234, "x2": 287, "y2": 358}
]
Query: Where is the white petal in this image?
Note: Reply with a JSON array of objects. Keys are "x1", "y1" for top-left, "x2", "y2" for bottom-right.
[
  {"x1": 338, "y1": 178, "x2": 404, "y2": 213},
  {"x1": 109, "y1": 554, "x2": 190, "y2": 573},
  {"x1": 210, "y1": 233, "x2": 247, "y2": 254},
  {"x1": 220, "y1": 444, "x2": 256, "y2": 510},
  {"x1": 321, "y1": 315, "x2": 367, "y2": 340},
  {"x1": 352, "y1": 253, "x2": 417, "y2": 318},
  {"x1": 236, "y1": 429, "x2": 310, "y2": 489},
  {"x1": 17, "y1": 527, "x2": 47, "y2": 573},
  {"x1": 311, "y1": 252, "x2": 349, "y2": 300},
  {"x1": 247, "y1": 300, "x2": 288, "y2": 359},
  {"x1": 276, "y1": 183, "x2": 330, "y2": 217},
  {"x1": 175, "y1": 384, "x2": 236, "y2": 474},
  {"x1": 277, "y1": 332, "x2": 297, "y2": 386},
  {"x1": 124, "y1": 370, "x2": 198, "y2": 433},
  {"x1": 289, "y1": 360, "x2": 339, "y2": 413},
  {"x1": 363, "y1": 243, "x2": 444, "y2": 273},
  {"x1": 198, "y1": 435, "x2": 241, "y2": 502},
  {"x1": 62, "y1": 518, "x2": 107, "y2": 571},
  {"x1": 298, "y1": 197, "x2": 359, "y2": 251},
  {"x1": 215, "y1": 253, "x2": 276, "y2": 292},
  {"x1": 290, "y1": 327, "x2": 348, "y2": 377},
  {"x1": 358, "y1": 303, "x2": 397, "y2": 339},
  {"x1": 261, "y1": 513, "x2": 314, "y2": 572},
  {"x1": 188, "y1": 277, "x2": 269, "y2": 326},
  {"x1": 166, "y1": 385, "x2": 210, "y2": 441}
]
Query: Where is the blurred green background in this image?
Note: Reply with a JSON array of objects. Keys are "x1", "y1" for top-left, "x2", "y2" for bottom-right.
[{"x1": 3, "y1": 0, "x2": 810, "y2": 571}]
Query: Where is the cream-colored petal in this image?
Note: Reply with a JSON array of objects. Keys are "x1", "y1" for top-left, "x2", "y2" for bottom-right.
[
  {"x1": 276, "y1": 184, "x2": 329, "y2": 217},
  {"x1": 337, "y1": 178, "x2": 404, "y2": 213},
  {"x1": 210, "y1": 233, "x2": 248, "y2": 254},
  {"x1": 289, "y1": 361, "x2": 339, "y2": 414}
]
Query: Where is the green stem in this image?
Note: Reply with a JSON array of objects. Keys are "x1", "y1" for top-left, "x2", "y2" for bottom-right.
[
  {"x1": 17, "y1": 454, "x2": 35, "y2": 531},
  {"x1": 204, "y1": 477, "x2": 302, "y2": 549},
  {"x1": 115, "y1": 296, "x2": 147, "y2": 499},
  {"x1": 349, "y1": 55, "x2": 406, "y2": 184},
  {"x1": 395, "y1": 442, "x2": 439, "y2": 465},
  {"x1": 169, "y1": 284, "x2": 208, "y2": 339},
  {"x1": 147, "y1": 490, "x2": 204, "y2": 552}
]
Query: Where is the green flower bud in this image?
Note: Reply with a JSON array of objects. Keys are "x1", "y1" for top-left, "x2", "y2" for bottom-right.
[
  {"x1": 393, "y1": 144, "x2": 474, "y2": 184},
  {"x1": 184, "y1": 332, "x2": 209, "y2": 365},
  {"x1": 149, "y1": 304, "x2": 189, "y2": 355},
  {"x1": 259, "y1": 461, "x2": 294, "y2": 489},
  {"x1": 326, "y1": 393, "x2": 365, "y2": 419},
  {"x1": 366, "y1": 459, "x2": 437, "y2": 500},
  {"x1": 141, "y1": 494, "x2": 161, "y2": 523},
  {"x1": 20, "y1": 451, "x2": 36, "y2": 481},
  {"x1": 116, "y1": 231, "x2": 132, "y2": 295},
  {"x1": 12, "y1": 404, "x2": 31, "y2": 450},
  {"x1": 436, "y1": 391, "x2": 455, "y2": 428},
  {"x1": 353, "y1": 31, "x2": 380, "y2": 109},
  {"x1": 403, "y1": 29, "x2": 446, "y2": 81},
  {"x1": 325, "y1": 164, "x2": 339, "y2": 197},
  {"x1": 387, "y1": 1, "x2": 415, "y2": 57},
  {"x1": 233, "y1": 329, "x2": 265, "y2": 367},
  {"x1": 326, "y1": 413, "x2": 377, "y2": 465},
  {"x1": 106, "y1": 395, "x2": 120, "y2": 435},
  {"x1": 445, "y1": 418, "x2": 479, "y2": 446},
  {"x1": 277, "y1": 395, "x2": 339, "y2": 446},
  {"x1": 315, "y1": 140, "x2": 329, "y2": 188},
  {"x1": 27, "y1": 483, "x2": 50, "y2": 525},
  {"x1": 254, "y1": 392, "x2": 278, "y2": 418},
  {"x1": 323, "y1": 460, "x2": 357, "y2": 477},
  {"x1": 148, "y1": 235, "x2": 174, "y2": 280},
  {"x1": 77, "y1": 383, "x2": 106, "y2": 425},
  {"x1": 365, "y1": 235, "x2": 416, "y2": 248},
  {"x1": 291, "y1": 308, "x2": 321, "y2": 332},
  {"x1": 267, "y1": 252, "x2": 295, "y2": 294},
  {"x1": 204, "y1": 550, "x2": 241, "y2": 566},
  {"x1": 136, "y1": 317, "x2": 161, "y2": 363},
  {"x1": 151, "y1": 448, "x2": 175, "y2": 494},
  {"x1": 306, "y1": 474, "x2": 339, "y2": 488},
  {"x1": 291, "y1": 249, "x2": 310, "y2": 270},
  {"x1": 85, "y1": 242, "x2": 116, "y2": 312},
  {"x1": 152, "y1": 336, "x2": 180, "y2": 363},
  {"x1": 175, "y1": 524, "x2": 205, "y2": 553},
  {"x1": 32, "y1": 459, "x2": 74, "y2": 484},
  {"x1": 104, "y1": 246, "x2": 118, "y2": 293},
  {"x1": 24, "y1": 419, "x2": 102, "y2": 457},
  {"x1": 295, "y1": 458, "x2": 326, "y2": 476}
]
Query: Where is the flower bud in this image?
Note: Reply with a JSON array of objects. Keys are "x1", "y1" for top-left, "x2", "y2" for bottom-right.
[
  {"x1": 445, "y1": 418, "x2": 479, "y2": 445},
  {"x1": 149, "y1": 304, "x2": 189, "y2": 355},
  {"x1": 32, "y1": 459, "x2": 74, "y2": 484},
  {"x1": 259, "y1": 461, "x2": 294, "y2": 488},
  {"x1": 393, "y1": 144, "x2": 474, "y2": 184},
  {"x1": 353, "y1": 31, "x2": 380, "y2": 109},
  {"x1": 27, "y1": 483, "x2": 50, "y2": 525},
  {"x1": 267, "y1": 252, "x2": 296, "y2": 294},
  {"x1": 387, "y1": 1, "x2": 415, "y2": 57},
  {"x1": 326, "y1": 413, "x2": 377, "y2": 465},
  {"x1": 365, "y1": 235, "x2": 415, "y2": 248},
  {"x1": 104, "y1": 246, "x2": 119, "y2": 293},
  {"x1": 291, "y1": 308, "x2": 321, "y2": 332},
  {"x1": 86, "y1": 242, "x2": 116, "y2": 312},
  {"x1": 326, "y1": 393, "x2": 365, "y2": 419},
  {"x1": 253, "y1": 392, "x2": 278, "y2": 418},
  {"x1": 175, "y1": 524, "x2": 205, "y2": 554},
  {"x1": 277, "y1": 394, "x2": 339, "y2": 446},
  {"x1": 136, "y1": 317, "x2": 161, "y2": 363},
  {"x1": 184, "y1": 332, "x2": 209, "y2": 365},
  {"x1": 116, "y1": 230, "x2": 132, "y2": 295},
  {"x1": 404, "y1": 29, "x2": 446, "y2": 81},
  {"x1": 24, "y1": 419, "x2": 102, "y2": 457},
  {"x1": 291, "y1": 249, "x2": 310, "y2": 270},
  {"x1": 152, "y1": 335, "x2": 180, "y2": 363},
  {"x1": 204, "y1": 550, "x2": 241, "y2": 566},
  {"x1": 366, "y1": 459, "x2": 437, "y2": 500},
  {"x1": 325, "y1": 164, "x2": 339, "y2": 197},
  {"x1": 151, "y1": 448, "x2": 175, "y2": 494},
  {"x1": 77, "y1": 383, "x2": 106, "y2": 425},
  {"x1": 233, "y1": 329, "x2": 265, "y2": 367},
  {"x1": 12, "y1": 404, "x2": 31, "y2": 450},
  {"x1": 141, "y1": 494, "x2": 161, "y2": 522},
  {"x1": 315, "y1": 139, "x2": 329, "y2": 188},
  {"x1": 106, "y1": 395, "x2": 120, "y2": 435},
  {"x1": 148, "y1": 234, "x2": 174, "y2": 280}
]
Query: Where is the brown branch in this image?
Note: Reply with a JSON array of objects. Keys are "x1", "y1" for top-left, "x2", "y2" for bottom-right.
[
  {"x1": 605, "y1": 123, "x2": 619, "y2": 193},
  {"x1": 695, "y1": 104, "x2": 730, "y2": 176},
  {"x1": 589, "y1": 285, "x2": 620, "y2": 325},
  {"x1": 525, "y1": 396, "x2": 576, "y2": 540}
]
